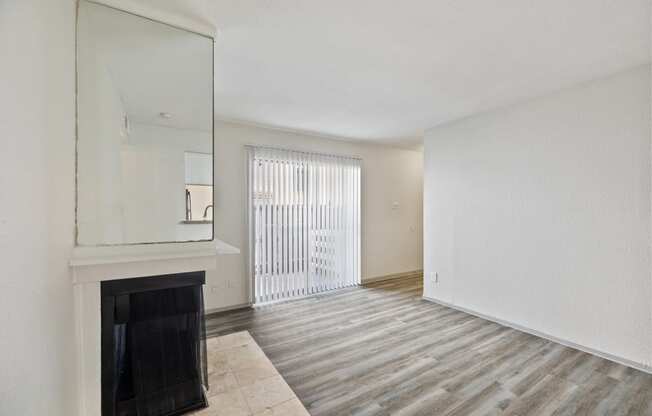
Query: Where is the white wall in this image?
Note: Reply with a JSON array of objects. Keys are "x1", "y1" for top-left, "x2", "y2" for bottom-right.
[
  {"x1": 424, "y1": 65, "x2": 652, "y2": 368},
  {"x1": 0, "y1": 1, "x2": 77, "y2": 415},
  {"x1": 207, "y1": 121, "x2": 423, "y2": 310}
]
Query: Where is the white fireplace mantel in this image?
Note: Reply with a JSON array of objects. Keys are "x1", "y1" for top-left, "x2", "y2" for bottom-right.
[
  {"x1": 71, "y1": 238, "x2": 239, "y2": 416},
  {"x1": 70, "y1": 239, "x2": 239, "y2": 283}
]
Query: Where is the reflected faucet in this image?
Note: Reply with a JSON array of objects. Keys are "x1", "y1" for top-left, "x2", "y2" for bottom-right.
[
  {"x1": 203, "y1": 205, "x2": 213, "y2": 219},
  {"x1": 185, "y1": 190, "x2": 192, "y2": 221}
]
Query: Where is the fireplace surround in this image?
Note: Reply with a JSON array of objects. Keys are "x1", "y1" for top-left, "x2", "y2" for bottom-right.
[
  {"x1": 101, "y1": 272, "x2": 208, "y2": 416},
  {"x1": 71, "y1": 240, "x2": 239, "y2": 416}
]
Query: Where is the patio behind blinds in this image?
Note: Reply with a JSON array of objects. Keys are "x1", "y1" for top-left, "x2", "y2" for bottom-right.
[{"x1": 247, "y1": 146, "x2": 361, "y2": 304}]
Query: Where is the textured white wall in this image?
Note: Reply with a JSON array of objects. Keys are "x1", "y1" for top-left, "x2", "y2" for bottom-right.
[
  {"x1": 423, "y1": 66, "x2": 652, "y2": 368},
  {"x1": 207, "y1": 121, "x2": 423, "y2": 310},
  {"x1": 0, "y1": 1, "x2": 77, "y2": 415}
]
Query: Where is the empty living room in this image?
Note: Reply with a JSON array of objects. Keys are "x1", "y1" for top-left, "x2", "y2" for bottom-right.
[{"x1": 2, "y1": 0, "x2": 652, "y2": 415}]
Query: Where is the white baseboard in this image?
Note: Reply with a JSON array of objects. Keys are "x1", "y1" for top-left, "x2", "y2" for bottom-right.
[
  {"x1": 363, "y1": 269, "x2": 423, "y2": 284},
  {"x1": 206, "y1": 271, "x2": 423, "y2": 313},
  {"x1": 215, "y1": 270, "x2": 423, "y2": 311},
  {"x1": 422, "y1": 295, "x2": 652, "y2": 375},
  {"x1": 205, "y1": 302, "x2": 252, "y2": 315}
]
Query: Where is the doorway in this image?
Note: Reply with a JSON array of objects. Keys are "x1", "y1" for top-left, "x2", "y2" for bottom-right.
[{"x1": 247, "y1": 146, "x2": 361, "y2": 304}]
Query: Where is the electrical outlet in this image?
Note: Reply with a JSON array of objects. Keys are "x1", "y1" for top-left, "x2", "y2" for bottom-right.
[{"x1": 429, "y1": 272, "x2": 439, "y2": 283}]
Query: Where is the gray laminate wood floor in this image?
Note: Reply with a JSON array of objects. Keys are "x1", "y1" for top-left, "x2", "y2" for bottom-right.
[{"x1": 205, "y1": 276, "x2": 652, "y2": 415}]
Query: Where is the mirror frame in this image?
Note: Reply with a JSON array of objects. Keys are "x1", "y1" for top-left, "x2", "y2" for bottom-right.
[{"x1": 74, "y1": 0, "x2": 215, "y2": 247}]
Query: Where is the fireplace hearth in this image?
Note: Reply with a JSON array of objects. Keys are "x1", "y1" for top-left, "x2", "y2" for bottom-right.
[{"x1": 101, "y1": 272, "x2": 208, "y2": 416}]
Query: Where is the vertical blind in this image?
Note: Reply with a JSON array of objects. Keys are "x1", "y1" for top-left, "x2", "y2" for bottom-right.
[{"x1": 247, "y1": 146, "x2": 361, "y2": 304}]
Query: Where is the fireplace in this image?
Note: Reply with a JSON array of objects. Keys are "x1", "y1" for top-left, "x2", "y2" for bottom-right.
[{"x1": 101, "y1": 271, "x2": 209, "y2": 416}]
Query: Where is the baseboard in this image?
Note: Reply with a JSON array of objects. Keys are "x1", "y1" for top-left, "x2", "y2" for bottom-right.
[
  {"x1": 363, "y1": 269, "x2": 423, "y2": 284},
  {"x1": 254, "y1": 283, "x2": 361, "y2": 307},
  {"x1": 422, "y1": 295, "x2": 652, "y2": 375},
  {"x1": 205, "y1": 302, "x2": 252, "y2": 316},
  {"x1": 207, "y1": 271, "x2": 423, "y2": 313}
]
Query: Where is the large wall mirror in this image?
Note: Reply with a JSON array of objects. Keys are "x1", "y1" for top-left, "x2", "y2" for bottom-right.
[{"x1": 76, "y1": 0, "x2": 214, "y2": 246}]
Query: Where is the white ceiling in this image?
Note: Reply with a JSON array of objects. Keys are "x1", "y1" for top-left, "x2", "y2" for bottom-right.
[{"x1": 135, "y1": 0, "x2": 650, "y2": 146}]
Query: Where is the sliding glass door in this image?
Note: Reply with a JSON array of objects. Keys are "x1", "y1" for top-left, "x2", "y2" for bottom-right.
[{"x1": 247, "y1": 146, "x2": 361, "y2": 304}]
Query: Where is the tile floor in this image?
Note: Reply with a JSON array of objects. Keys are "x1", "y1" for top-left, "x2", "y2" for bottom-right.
[{"x1": 191, "y1": 331, "x2": 310, "y2": 416}]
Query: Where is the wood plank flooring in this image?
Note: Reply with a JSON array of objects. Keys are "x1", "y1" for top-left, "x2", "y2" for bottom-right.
[{"x1": 205, "y1": 276, "x2": 652, "y2": 415}]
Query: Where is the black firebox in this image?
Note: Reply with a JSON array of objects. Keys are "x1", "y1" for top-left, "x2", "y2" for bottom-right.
[{"x1": 101, "y1": 272, "x2": 209, "y2": 416}]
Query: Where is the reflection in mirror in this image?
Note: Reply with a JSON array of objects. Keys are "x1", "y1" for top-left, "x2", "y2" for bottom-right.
[
  {"x1": 76, "y1": 0, "x2": 213, "y2": 245},
  {"x1": 183, "y1": 152, "x2": 213, "y2": 223}
]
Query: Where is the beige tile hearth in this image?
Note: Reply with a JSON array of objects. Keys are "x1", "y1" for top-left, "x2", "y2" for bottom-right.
[
  {"x1": 192, "y1": 331, "x2": 309, "y2": 416},
  {"x1": 240, "y1": 375, "x2": 297, "y2": 414},
  {"x1": 255, "y1": 398, "x2": 310, "y2": 416}
]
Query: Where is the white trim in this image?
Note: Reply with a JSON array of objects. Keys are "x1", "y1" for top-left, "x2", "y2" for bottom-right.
[
  {"x1": 74, "y1": 284, "x2": 86, "y2": 416},
  {"x1": 363, "y1": 269, "x2": 423, "y2": 284},
  {"x1": 71, "y1": 240, "x2": 239, "y2": 266},
  {"x1": 74, "y1": 282, "x2": 102, "y2": 416},
  {"x1": 205, "y1": 303, "x2": 253, "y2": 315},
  {"x1": 649, "y1": 17, "x2": 652, "y2": 370},
  {"x1": 71, "y1": 245, "x2": 213, "y2": 268},
  {"x1": 245, "y1": 148, "x2": 255, "y2": 305},
  {"x1": 422, "y1": 295, "x2": 652, "y2": 375},
  {"x1": 219, "y1": 272, "x2": 421, "y2": 310},
  {"x1": 70, "y1": 239, "x2": 239, "y2": 283}
]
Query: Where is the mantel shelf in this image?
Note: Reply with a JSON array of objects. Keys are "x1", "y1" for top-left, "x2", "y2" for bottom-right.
[{"x1": 70, "y1": 239, "x2": 239, "y2": 284}]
